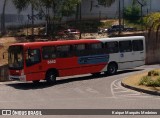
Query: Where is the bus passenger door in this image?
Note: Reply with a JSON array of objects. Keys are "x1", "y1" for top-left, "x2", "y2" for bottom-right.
[{"x1": 25, "y1": 49, "x2": 45, "y2": 81}]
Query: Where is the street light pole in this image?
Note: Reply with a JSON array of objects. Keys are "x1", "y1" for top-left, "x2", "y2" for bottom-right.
[
  {"x1": 137, "y1": 0, "x2": 144, "y2": 30},
  {"x1": 1, "y1": 0, "x2": 7, "y2": 35},
  {"x1": 122, "y1": 0, "x2": 125, "y2": 26},
  {"x1": 31, "y1": 3, "x2": 34, "y2": 37},
  {"x1": 118, "y1": 0, "x2": 121, "y2": 35}
]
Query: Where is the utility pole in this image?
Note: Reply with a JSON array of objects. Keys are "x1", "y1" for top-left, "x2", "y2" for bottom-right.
[
  {"x1": 118, "y1": 0, "x2": 121, "y2": 35},
  {"x1": 79, "y1": 2, "x2": 82, "y2": 39},
  {"x1": 1, "y1": 0, "x2": 7, "y2": 35},
  {"x1": 150, "y1": 0, "x2": 151, "y2": 12},
  {"x1": 137, "y1": 0, "x2": 144, "y2": 30},
  {"x1": 31, "y1": 3, "x2": 35, "y2": 41},
  {"x1": 122, "y1": 0, "x2": 125, "y2": 26}
]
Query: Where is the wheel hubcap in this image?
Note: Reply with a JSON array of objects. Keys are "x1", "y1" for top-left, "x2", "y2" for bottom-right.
[
  {"x1": 50, "y1": 75, "x2": 54, "y2": 81},
  {"x1": 110, "y1": 67, "x2": 115, "y2": 73}
]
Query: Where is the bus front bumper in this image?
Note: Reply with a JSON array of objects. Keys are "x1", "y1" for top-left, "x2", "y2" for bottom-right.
[{"x1": 9, "y1": 75, "x2": 26, "y2": 82}]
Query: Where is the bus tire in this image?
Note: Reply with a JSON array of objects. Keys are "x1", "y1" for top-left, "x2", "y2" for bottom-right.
[
  {"x1": 32, "y1": 80, "x2": 40, "y2": 84},
  {"x1": 46, "y1": 71, "x2": 56, "y2": 84},
  {"x1": 107, "y1": 63, "x2": 117, "y2": 75}
]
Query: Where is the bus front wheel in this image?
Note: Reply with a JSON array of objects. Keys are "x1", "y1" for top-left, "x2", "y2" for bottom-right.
[
  {"x1": 46, "y1": 71, "x2": 56, "y2": 84},
  {"x1": 107, "y1": 63, "x2": 117, "y2": 75}
]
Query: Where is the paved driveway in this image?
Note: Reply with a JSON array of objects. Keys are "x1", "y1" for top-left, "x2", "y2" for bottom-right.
[{"x1": 0, "y1": 65, "x2": 160, "y2": 117}]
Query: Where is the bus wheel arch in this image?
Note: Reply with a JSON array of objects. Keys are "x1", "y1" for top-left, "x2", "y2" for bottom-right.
[
  {"x1": 107, "y1": 62, "x2": 118, "y2": 75},
  {"x1": 45, "y1": 69, "x2": 59, "y2": 84}
]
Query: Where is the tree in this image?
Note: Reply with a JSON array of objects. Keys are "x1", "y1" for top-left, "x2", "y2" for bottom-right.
[
  {"x1": 123, "y1": 0, "x2": 140, "y2": 21},
  {"x1": 1, "y1": 0, "x2": 8, "y2": 35},
  {"x1": 40, "y1": 0, "x2": 81, "y2": 37},
  {"x1": 123, "y1": 4, "x2": 140, "y2": 20},
  {"x1": 76, "y1": 0, "x2": 116, "y2": 38},
  {"x1": 28, "y1": 0, "x2": 80, "y2": 36},
  {"x1": 13, "y1": 0, "x2": 39, "y2": 41},
  {"x1": 145, "y1": 12, "x2": 160, "y2": 39},
  {"x1": 144, "y1": 12, "x2": 160, "y2": 63},
  {"x1": 12, "y1": 0, "x2": 116, "y2": 39}
]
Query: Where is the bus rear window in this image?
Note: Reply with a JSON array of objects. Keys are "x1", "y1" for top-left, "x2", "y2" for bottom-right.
[{"x1": 132, "y1": 40, "x2": 143, "y2": 51}]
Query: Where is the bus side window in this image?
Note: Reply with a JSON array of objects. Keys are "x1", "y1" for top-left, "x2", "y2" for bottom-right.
[
  {"x1": 132, "y1": 40, "x2": 143, "y2": 51},
  {"x1": 119, "y1": 40, "x2": 132, "y2": 52},
  {"x1": 56, "y1": 45, "x2": 72, "y2": 58},
  {"x1": 42, "y1": 46, "x2": 56, "y2": 59},
  {"x1": 74, "y1": 44, "x2": 87, "y2": 56},
  {"x1": 26, "y1": 49, "x2": 41, "y2": 66},
  {"x1": 90, "y1": 43, "x2": 104, "y2": 55},
  {"x1": 105, "y1": 41, "x2": 119, "y2": 53}
]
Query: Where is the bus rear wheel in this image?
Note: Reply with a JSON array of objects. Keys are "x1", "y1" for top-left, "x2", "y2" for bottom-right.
[
  {"x1": 46, "y1": 71, "x2": 56, "y2": 84},
  {"x1": 107, "y1": 63, "x2": 117, "y2": 75}
]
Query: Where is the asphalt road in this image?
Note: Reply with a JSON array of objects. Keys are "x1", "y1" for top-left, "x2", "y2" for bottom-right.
[{"x1": 0, "y1": 64, "x2": 160, "y2": 118}]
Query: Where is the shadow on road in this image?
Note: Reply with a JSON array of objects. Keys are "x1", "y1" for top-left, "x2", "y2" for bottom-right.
[{"x1": 6, "y1": 69, "x2": 143, "y2": 90}]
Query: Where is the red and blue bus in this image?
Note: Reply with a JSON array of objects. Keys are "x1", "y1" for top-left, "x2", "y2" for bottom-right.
[{"x1": 8, "y1": 36, "x2": 145, "y2": 84}]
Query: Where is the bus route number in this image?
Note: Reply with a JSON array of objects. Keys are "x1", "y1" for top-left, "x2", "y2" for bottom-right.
[{"x1": 48, "y1": 60, "x2": 56, "y2": 64}]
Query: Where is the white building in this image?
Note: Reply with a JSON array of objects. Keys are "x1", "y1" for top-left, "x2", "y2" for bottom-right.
[{"x1": 0, "y1": 0, "x2": 160, "y2": 30}]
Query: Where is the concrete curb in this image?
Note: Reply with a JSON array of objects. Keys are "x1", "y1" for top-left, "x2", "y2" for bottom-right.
[{"x1": 121, "y1": 80, "x2": 160, "y2": 96}]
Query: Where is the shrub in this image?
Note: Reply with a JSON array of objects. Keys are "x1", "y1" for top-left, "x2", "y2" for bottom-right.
[
  {"x1": 139, "y1": 76, "x2": 152, "y2": 86},
  {"x1": 153, "y1": 77, "x2": 160, "y2": 87},
  {"x1": 148, "y1": 70, "x2": 160, "y2": 76},
  {"x1": 139, "y1": 75, "x2": 160, "y2": 87}
]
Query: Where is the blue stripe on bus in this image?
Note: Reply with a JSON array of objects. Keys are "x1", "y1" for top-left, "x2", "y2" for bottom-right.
[{"x1": 78, "y1": 54, "x2": 109, "y2": 65}]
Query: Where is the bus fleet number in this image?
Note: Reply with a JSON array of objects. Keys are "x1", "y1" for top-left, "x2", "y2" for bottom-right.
[{"x1": 47, "y1": 60, "x2": 56, "y2": 64}]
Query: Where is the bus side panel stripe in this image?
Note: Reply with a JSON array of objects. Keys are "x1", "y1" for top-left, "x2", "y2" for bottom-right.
[{"x1": 78, "y1": 54, "x2": 109, "y2": 65}]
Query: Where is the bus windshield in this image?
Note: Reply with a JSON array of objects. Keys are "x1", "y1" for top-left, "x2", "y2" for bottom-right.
[{"x1": 8, "y1": 46, "x2": 23, "y2": 69}]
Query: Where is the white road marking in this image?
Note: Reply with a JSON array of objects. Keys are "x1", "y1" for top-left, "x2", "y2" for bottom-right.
[
  {"x1": 74, "y1": 88, "x2": 85, "y2": 94},
  {"x1": 73, "y1": 87, "x2": 99, "y2": 94},
  {"x1": 86, "y1": 87, "x2": 99, "y2": 93},
  {"x1": 110, "y1": 78, "x2": 153, "y2": 99},
  {"x1": 113, "y1": 91, "x2": 138, "y2": 93}
]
